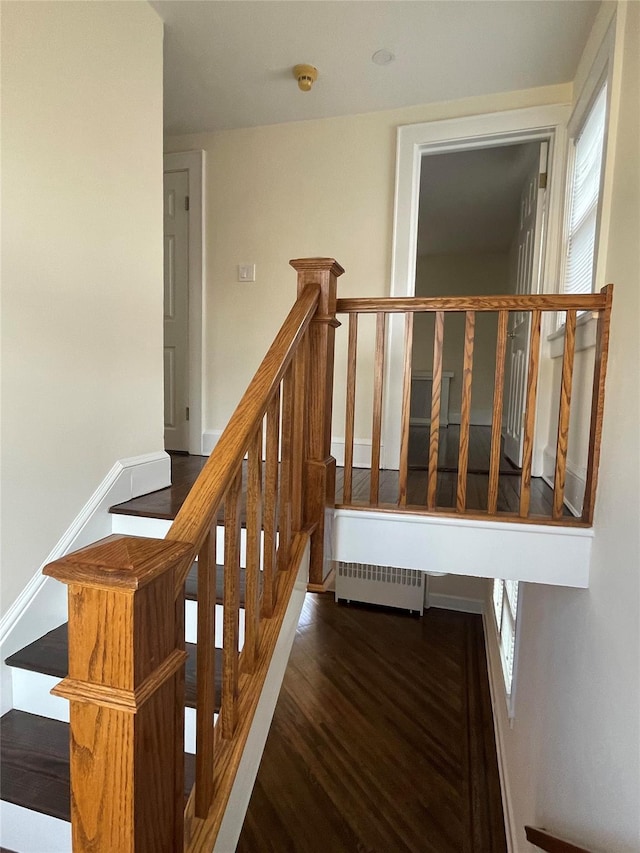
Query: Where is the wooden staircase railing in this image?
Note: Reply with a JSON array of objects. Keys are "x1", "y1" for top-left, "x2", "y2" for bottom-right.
[
  {"x1": 336, "y1": 287, "x2": 612, "y2": 524},
  {"x1": 44, "y1": 258, "x2": 343, "y2": 852},
  {"x1": 525, "y1": 824, "x2": 595, "y2": 852}
]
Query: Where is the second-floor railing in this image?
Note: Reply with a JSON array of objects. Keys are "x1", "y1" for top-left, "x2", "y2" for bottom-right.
[{"x1": 336, "y1": 287, "x2": 612, "y2": 525}]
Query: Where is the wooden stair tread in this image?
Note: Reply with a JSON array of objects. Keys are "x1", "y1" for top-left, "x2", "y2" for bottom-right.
[
  {"x1": 0, "y1": 710, "x2": 195, "y2": 823},
  {"x1": 5, "y1": 624, "x2": 223, "y2": 711}
]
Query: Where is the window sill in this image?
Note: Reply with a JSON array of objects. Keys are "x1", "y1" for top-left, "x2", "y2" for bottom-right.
[{"x1": 548, "y1": 311, "x2": 597, "y2": 358}]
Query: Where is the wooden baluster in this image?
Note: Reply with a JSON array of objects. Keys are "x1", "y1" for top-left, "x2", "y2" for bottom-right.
[
  {"x1": 488, "y1": 311, "x2": 509, "y2": 515},
  {"x1": 398, "y1": 312, "x2": 414, "y2": 507},
  {"x1": 552, "y1": 310, "x2": 577, "y2": 519},
  {"x1": 427, "y1": 312, "x2": 445, "y2": 510},
  {"x1": 370, "y1": 312, "x2": 386, "y2": 505},
  {"x1": 195, "y1": 526, "x2": 216, "y2": 818},
  {"x1": 456, "y1": 311, "x2": 475, "y2": 513},
  {"x1": 343, "y1": 313, "x2": 358, "y2": 505},
  {"x1": 244, "y1": 426, "x2": 263, "y2": 671},
  {"x1": 262, "y1": 390, "x2": 280, "y2": 618},
  {"x1": 290, "y1": 333, "x2": 308, "y2": 535},
  {"x1": 277, "y1": 366, "x2": 293, "y2": 572},
  {"x1": 290, "y1": 257, "x2": 344, "y2": 588},
  {"x1": 582, "y1": 284, "x2": 614, "y2": 524},
  {"x1": 222, "y1": 469, "x2": 242, "y2": 739},
  {"x1": 43, "y1": 535, "x2": 193, "y2": 853},
  {"x1": 519, "y1": 310, "x2": 541, "y2": 518}
]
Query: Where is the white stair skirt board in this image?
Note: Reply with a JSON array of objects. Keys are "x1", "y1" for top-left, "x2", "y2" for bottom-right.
[
  {"x1": 213, "y1": 545, "x2": 310, "y2": 853},
  {"x1": 0, "y1": 451, "x2": 170, "y2": 716},
  {"x1": 1, "y1": 801, "x2": 71, "y2": 853},
  {"x1": 334, "y1": 509, "x2": 594, "y2": 588},
  {"x1": 482, "y1": 608, "x2": 518, "y2": 853},
  {"x1": 542, "y1": 446, "x2": 586, "y2": 517}
]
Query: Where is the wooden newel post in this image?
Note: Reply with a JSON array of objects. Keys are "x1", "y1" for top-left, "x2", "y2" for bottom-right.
[
  {"x1": 43, "y1": 534, "x2": 194, "y2": 853},
  {"x1": 290, "y1": 257, "x2": 344, "y2": 589}
]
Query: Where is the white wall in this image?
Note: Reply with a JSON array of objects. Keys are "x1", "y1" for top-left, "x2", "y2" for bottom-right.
[
  {"x1": 413, "y1": 252, "x2": 510, "y2": 423},
  {"x1": 0, "y1": 2, "x2": 165, "y2": 617},
  {"x1": 492, "y1": 4, "x2": 640, "y2": 850},
  {"x1": 164, "y1": 83, "x2": 571, "y2": 446}
]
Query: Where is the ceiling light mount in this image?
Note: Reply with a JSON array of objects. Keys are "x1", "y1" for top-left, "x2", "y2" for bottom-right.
[
  {"x1": 293, "y1": 64, "x2": 318, "y2": 92},
  {"x1": 372, "y1": 49, "x2": 395, "y2": 66}
]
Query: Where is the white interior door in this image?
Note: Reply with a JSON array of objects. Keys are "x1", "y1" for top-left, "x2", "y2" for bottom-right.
[
  {"x1": 503, "y1": 142, "x2": 548, "y2": 467},
  {"x1": 163, "y1": 169, "x2": 190, "y2": 452}
]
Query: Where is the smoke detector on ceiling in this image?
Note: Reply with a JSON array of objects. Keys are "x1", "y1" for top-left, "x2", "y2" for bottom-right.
[{"x1": 293, "y1": 64, "x2": 318, "y2": 92}]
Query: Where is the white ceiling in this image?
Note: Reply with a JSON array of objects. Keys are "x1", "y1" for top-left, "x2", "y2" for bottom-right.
[
  {"x1": 417, "y1": 142, "x2": 540, "y2": 255},
  {"x1": 152, "y1": 1, "x2": 600, "y2": 136}
]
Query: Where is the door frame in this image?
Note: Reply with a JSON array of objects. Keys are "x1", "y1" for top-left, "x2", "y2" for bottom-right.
[
  {"x1": 163, "y1": 150, "x2": 205, "y2": 455},
  {"x1": 384, "y1": 104, "x2": 570, "y2": 470}
]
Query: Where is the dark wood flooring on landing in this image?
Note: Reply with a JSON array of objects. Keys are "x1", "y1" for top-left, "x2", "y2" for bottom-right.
[
  {"x1": 111, "y1": 426, "x2": 567, "y2": 520},
  {"x1": 237, "y1": 595, "x2": 507, "y2": 853}
]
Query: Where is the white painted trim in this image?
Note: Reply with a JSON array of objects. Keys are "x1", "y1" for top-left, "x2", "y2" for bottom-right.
[
  {"x1": 0, "y1": 801, "x2": 71, "y2": 852},
  {"x1": 164, "y1": 150, "x2": 205, "y2": 455},
  {"x1": 0, "y1": 451, "x2": 170, "y2": 714},
  {"x1": 203, "y1": 429, "x2": 223, "y2": 456},
  {"x1": 334, "y1": 508, "x2": 593, "y2": 588},
  {"x1": 385, "y1": 104, "x2": 571, "y2": 467},
  {"x1": 483, "y1": 608, "x2": 517, "y2": 853},
  {"x1": 330, "y1": 437, "x2": 380, "y2": 468},
  {"x1": 426, "y1": 593, "x2": 484, "y2": 614},
  {"x1": 214, "y1": 545, "x2": 309, "y2": 853},
  {"x1": 547, "y1": 311, "x2": 597, "y2": 357},
  {"x1": 542, "y1": 446, "x2": 585, "y2": 517}
]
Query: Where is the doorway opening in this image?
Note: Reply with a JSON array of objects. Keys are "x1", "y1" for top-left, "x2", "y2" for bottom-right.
[{"x1": 408, "y1": 141, "x2": 548, "y2": 480}]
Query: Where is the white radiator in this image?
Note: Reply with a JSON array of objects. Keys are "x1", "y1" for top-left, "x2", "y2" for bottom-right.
[{"x1": 335, "y1": 562, "x2": 425, "y2": 615}]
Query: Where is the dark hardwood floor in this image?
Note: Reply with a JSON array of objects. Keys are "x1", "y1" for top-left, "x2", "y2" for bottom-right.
[
  {"x1": 237, "y1": 594, "x2": 506, "y2": 853},
  {"x1": 111, "y1": 427, "x2": 568, "y2": 521}
]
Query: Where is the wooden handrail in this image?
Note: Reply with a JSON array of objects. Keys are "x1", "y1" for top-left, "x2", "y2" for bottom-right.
[
  {"x1": 337, "y1": 292, "x2": 608, "y2": 313},
  {"x1": 525, "y1": 825, "x2": 595, "y2": 852},
  {"x1": 166, "y1": 280, "x2": 320, "y2": 580}
]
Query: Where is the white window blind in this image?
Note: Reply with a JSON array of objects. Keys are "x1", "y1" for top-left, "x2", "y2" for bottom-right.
[
  {"x1": 564, "y1": 84, "x2": 607, "y2": 295},
  {"x1": 492, "y1": 578, "x2": 520, "y2": 698}
]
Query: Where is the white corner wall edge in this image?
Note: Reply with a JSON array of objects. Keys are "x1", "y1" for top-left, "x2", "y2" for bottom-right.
[
  {"x1": 0, "y1": 450, "x2": 170, "y2": 715},
  {"x1": 214, "y1": 544, "x2": 309, "y2": 853},
  {"x1": 334, "y1": 509, "x2": 593, "y2": 588},
  {"x1": 0, "y1": 801, "x2": 71, "y2": 853},
  {"x1": 482, "y1": 608, "x2": 517, "y2": 853}
]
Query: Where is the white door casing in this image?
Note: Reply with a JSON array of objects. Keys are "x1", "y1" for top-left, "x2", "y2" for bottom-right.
[
  {"x1": 163, "y1": 151, "x2": 204, "y2": 455},
  {"x1": 385, "y1": 105, "x2": 569, "y2": 470},
  {"x1": 164, "y1": 169, "x2": 190, "y2": 452},
  {"x1": 503, "y1": 142, "x2": 549, "y2": 467}
]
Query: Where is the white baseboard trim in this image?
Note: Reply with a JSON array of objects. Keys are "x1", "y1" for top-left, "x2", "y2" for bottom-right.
[
  {"x1": 0, "y1": 450, "x2": 170, "y2": 715},
  {"x1": 203, "y1": 429, "x2": 223, "y2": 455},
  {"x1": 214, "y1": 545, "x2": 309, "y2": 852},
  {"x1": 448, "y1": 408, "x2": 495, "y2": 427},
  {"x1": 482, "y1": 609, "x2": 517, "y2": 853},
  {"x1": 427, "y1": 593, "x2": 485, "y2": 614},
  {"x1": 542, "y1": 446, "x2": 585, "y2": 516},
  {"x1": 331, "y1": 437, "x2": 381, "y2": 468}
]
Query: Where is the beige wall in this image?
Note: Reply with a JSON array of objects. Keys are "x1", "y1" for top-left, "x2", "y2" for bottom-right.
[
  {"x1": 412, "y1": 253, "x2": 510, "y2": 423},
  {"x1": 0, "y1": 2, "x2": 164, "y2": 616},
  {"x1": 494, "y1": 4, "x2": 640, "y2": 850},
  {"x1": 165, "y1": 83, "x2": 571, "y2": 444}
]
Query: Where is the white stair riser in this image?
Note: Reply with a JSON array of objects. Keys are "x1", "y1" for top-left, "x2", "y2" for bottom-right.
[
  {"x1": 185, "y1": 600, "x2": 245, "y2": 649},
  {"x1": 1, "y1": 801, "x2": 71, "y2": 853}
]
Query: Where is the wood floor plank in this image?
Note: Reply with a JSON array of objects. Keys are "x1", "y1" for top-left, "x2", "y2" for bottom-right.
[{"x1": 237, "y1": 596, "x2": 506, "y2": 853}]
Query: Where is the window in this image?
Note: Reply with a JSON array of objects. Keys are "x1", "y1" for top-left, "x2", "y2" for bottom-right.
[
  {"x1": 492, "y1": 578, "x2": 519, "y2": 703},
  {"x1": 563, "y1": 84, "x2": 608, "y2": 296}
]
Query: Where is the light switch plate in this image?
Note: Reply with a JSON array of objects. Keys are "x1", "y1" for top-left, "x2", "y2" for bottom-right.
[{"x1": 238, "y1": 264, "x2": 256, "y2": 282}]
